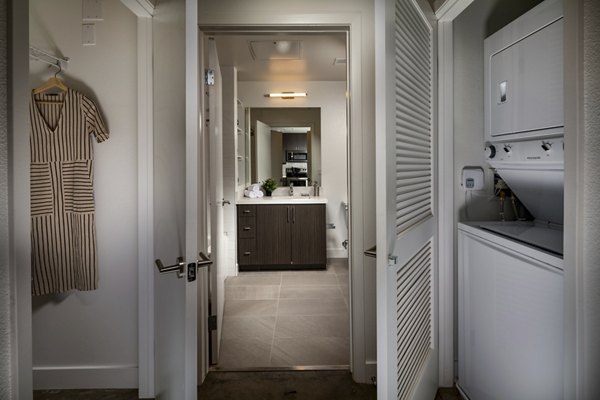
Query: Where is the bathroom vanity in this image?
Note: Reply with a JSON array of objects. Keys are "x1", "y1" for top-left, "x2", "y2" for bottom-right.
[{"x1": 236, "y1": 197, "x2": 327, "y2": 271}]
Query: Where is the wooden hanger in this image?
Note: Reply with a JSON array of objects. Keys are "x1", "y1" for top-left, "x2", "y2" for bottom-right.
[{"x1": 32, "y1": 62, "x2": 68, "y2": 98}]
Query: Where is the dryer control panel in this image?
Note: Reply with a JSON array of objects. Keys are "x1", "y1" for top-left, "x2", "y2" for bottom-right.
[{"x1": 484, "y1": 138, "x2": 564, "y2": 163}]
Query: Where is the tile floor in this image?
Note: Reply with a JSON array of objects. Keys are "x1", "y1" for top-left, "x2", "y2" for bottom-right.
[{"x1": 215, "y1": 258, "x2": 350, "y2": 370}]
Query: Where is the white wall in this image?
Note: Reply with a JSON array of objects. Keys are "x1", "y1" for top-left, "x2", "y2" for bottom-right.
[
  {"x1": 29, "y1": 0, "x2": 138, "y2": 389},
  {"x1": 0, "y1": 0, "x2": 11, "y2": 397},
  {"x1": 582, "y1": 0, "x2": 600, "y2": 394},
  {"x1": 239, "y1": 81, "x2": 349, "y2": 258}
]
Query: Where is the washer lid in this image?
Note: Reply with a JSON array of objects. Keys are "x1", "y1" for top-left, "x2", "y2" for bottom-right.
[{"x1": 479, "y1": 221, "x2": 563, "y2": 256}]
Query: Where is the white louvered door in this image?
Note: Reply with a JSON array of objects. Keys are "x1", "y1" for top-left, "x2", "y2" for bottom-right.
[{"x1": 375, "y1": 0, "x2": 438, "y2": 399}]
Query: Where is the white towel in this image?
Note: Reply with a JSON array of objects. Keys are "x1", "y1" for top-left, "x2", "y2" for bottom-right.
[
  {"x1": 247, "y1": 183, "x2": 261, "y2": 192},
  {"x1": 244, "y1": 189, "x2": 264, "y2": 198}
]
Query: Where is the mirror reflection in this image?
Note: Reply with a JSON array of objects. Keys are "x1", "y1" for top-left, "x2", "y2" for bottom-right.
[{"x1": 248, "y1": 107, "x2": 321, "y2": 187}]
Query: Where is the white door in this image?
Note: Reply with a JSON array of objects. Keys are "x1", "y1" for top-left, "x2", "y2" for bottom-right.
[
  {"x1": 153, "y1": 0, "x2": 206, "y2": 398},
  {"x1": 205, "y1": 37, "x2": 227, "y2": 364},
  {"x1": 255, "y1": 120, "x2": 273, "y2": 183},
  {"x1": 375, "y1": 0, "x2": 438, "y2": 399}
]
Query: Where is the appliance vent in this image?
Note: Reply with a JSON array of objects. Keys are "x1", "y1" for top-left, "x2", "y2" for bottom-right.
[
  {"x1": 395, "y1": 240, "x2": 433, "y2": 400},
  {"x1": 393, "y1": 0, "x2": 433, "y2": 236}
]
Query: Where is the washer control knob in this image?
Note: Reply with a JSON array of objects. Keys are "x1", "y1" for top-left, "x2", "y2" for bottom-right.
[
  {"x1": 541, "y1": 141, "x2": 552, "y2": 152},
  {"x1": 503, "y1": 144, "x2": 512, "y2": 154},
  {"x1": 484, "y1": 145, "x2": 496, "y2": 159}
]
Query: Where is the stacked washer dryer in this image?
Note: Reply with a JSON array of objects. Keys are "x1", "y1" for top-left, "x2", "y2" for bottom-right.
[{"x1": 457, "y1": 0, "x2": 565, "y2": 399}]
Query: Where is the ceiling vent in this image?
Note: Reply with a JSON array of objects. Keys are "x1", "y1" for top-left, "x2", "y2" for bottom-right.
[{"x1": 249, "y1": 40, "x2": 302, "y2": 61}]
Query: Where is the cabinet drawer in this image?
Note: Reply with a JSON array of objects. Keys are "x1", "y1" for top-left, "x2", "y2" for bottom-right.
[
  {"x1": 238, "y1": 205, "x2": 256, "y2": 216},
  {"x1": 238, "y1": 216, "x2": 256, "y2": 238},
  {"x1": 238, "y1": 239, "x2": 258, "y2": 265}
]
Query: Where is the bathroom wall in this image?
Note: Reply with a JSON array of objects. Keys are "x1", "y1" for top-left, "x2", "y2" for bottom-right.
[
  {"x1": 239, "y1": 81, "x2": 349, "y2": 258},
  {"x1": 29, "y1": 0, "x2": 138, "y2": 389}
]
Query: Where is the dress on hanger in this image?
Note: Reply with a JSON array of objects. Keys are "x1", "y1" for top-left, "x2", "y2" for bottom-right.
[{"x1": 30, "y1": 88, "x2": 109, "y2": 295}]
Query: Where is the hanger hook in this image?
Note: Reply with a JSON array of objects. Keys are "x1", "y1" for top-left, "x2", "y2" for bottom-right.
[{"x1": 54, "y1": 61, "x2": 62, "y2": 78}]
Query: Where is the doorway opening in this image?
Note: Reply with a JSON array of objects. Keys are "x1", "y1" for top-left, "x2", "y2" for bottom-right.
[{"x1": 200, "y1": 29, "x2": 352, "y2": 372}]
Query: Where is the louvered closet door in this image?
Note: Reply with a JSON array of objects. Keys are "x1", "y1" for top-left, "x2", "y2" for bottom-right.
[{"x1": 375, "y1": 0, "x2": 438, "y2": 399}]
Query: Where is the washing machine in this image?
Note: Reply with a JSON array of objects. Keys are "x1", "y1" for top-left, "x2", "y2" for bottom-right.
[{"x1": 457, "y1": 138, "x2": 565, "y2": 400}]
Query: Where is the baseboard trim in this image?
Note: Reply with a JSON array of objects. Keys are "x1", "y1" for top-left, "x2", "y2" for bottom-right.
[
  {"x1": 365, "y1": 360, "x2": 377, "y2": 383},
  {"x1": 33, "y1": 365, "x2": 138, "y2": 390}
]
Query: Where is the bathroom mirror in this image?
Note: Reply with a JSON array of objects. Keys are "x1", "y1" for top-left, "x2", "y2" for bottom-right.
[{"x1": 248, "y1": 107, "x2": 321, "y2": 187}]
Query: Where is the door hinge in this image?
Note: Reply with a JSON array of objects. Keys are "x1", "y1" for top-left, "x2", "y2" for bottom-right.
[
  {"x1": 208, "y1": 315, "x2": 217, "y2": 331},
  {"x1": 205, "y1": 69, "x2": 215, "y2": 86}
]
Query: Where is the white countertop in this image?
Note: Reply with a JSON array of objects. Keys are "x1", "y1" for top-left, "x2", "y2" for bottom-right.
[{"x1": 236, "y1": 196, "x2": 328, "y2": 205}]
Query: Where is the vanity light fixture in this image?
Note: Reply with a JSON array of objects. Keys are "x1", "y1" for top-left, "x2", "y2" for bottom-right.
[{"x1": 265, "y1": 92, "x2": 307, "y2": 100}]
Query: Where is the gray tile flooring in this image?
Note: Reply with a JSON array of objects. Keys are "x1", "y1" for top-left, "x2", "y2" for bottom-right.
[{"x1": 216, "y1": 258, "x2": 350, "y2": 370}]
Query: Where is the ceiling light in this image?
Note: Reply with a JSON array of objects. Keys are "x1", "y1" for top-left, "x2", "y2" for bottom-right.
[
  {"x1": 249, "y1": 40, "x2": 302, "y2": 61},
  {"x1": 274, "y1": 41, "x2": 292, "y2": 54},
  {"x1": 265, "y1": 92, "x2": 307, "y2": 99}
]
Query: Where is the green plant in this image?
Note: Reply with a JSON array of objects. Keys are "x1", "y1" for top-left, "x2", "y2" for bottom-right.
[{"x1": 262, "y1": 178, "x2": 278, "y2": 192}]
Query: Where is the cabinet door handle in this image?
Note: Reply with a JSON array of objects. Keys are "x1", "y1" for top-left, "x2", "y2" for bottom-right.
[
  {"x1": 244, "y1": 251, "x2": 251, "y2": 256},
  {"x1": 243, "y1": 226, "x2": 251, "y2": 231},
  {"x1": 243, "y1": 209, "x2": 251, "y2": 214},
  {"x1": 292, "y1": 207, "x2": 295, "y2": 224},
  {"x1": 287, "y1": 206, "x2": 290, "y2": 223}
]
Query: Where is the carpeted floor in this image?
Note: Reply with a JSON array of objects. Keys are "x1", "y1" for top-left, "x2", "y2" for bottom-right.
[
  {"x1": 33, "y1": 371, "x2": 461, "y2": 399},
  {"x1": 198, "y1": 370, "x2": 376, "y2": 400},
  {"x1": 33, "y1": 389, "x2": 139, "y2": 400}
]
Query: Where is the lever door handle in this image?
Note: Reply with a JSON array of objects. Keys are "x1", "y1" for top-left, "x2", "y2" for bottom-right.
[
  {"x1": 197, "y1": 252, "x2": 213, "y2": 269},
  {"x1": 155, "y1": 256, "x2": 186, "y2": 278}
]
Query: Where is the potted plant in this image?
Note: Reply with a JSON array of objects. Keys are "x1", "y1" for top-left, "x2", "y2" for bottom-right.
[{"x1": 262, "y1": 178, "x2": 278, "y2": 196}]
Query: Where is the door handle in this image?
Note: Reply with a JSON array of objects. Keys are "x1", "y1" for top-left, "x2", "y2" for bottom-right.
[
  {"x1": 197, "y1": 252, "x2": 213, "y2": 269},
  {"x1": 155, "y1": 256, "x2": 186, "y2": 278}
]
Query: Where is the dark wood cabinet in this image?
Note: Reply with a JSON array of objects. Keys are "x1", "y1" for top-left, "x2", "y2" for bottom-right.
[
  {"x1": 257, "y1": 205, "x2": 291, "y2": 264},
  {"x1": 237, "y1": 203, "x2": 326, "y2": 270},
  {"x1": 290, "y1": 204, "x2": 326, "y2": 266},
  {"x1": 236, "y1": 205, "x2": 258, "y2": 265}
]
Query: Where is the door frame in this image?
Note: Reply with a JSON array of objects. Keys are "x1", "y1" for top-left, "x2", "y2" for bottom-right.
[
  {"x1": 196, "y1": 13, "x2": 369, "y2": 382},
  {"x1": 434, "y1": 0, "x2": 475, "y2": 387},
  {"x1": 7, "y1": 0, "x2": 33, "y2": 398}
]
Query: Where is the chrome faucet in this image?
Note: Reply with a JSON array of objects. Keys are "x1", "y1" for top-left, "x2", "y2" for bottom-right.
[{"x1": 289, "y1": 183, "x2": 294, "y2": 196}]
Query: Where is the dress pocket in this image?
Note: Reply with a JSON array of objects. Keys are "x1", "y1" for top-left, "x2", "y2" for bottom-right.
[
  {"x1": 63, "y1": 160, "x2": 95, "y2": 213},
  {"x1": 31, "y1": 163, "x2": 54, "y2": 216}
]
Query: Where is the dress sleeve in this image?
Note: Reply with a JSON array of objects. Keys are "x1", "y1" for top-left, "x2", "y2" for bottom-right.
[{"x1": 82, "y1": 95, "x2": 109, "y2": 143}]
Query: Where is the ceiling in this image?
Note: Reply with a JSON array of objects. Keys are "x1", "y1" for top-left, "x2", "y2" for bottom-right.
[{"x1": 213, "y1": 33, "x2": 347, "y2": 82}]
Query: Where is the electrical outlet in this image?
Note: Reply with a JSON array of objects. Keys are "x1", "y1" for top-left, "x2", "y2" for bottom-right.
[
  {"x1": 82, "y1": 24, "x2": 96, "y2": 46},
  {"x1": 82, "y1": 0, "x2": 103, "y2": 21}
]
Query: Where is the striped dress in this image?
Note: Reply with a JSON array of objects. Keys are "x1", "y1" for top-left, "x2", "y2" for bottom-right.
[{"x1": 30, "y1": 88, "x2": 109, "y2": 295}]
